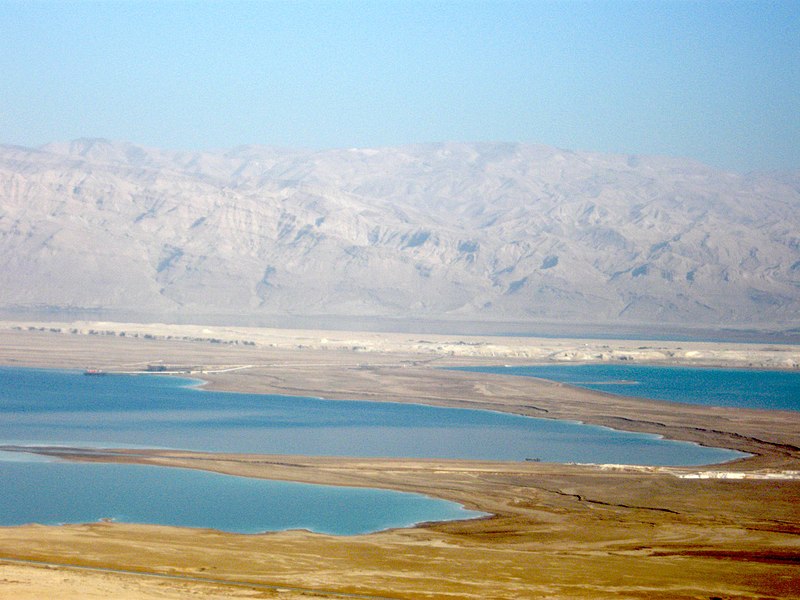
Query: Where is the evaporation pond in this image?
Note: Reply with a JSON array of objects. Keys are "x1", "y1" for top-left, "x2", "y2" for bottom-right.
[
  {"x1": 0, "y1": 456, "x2": 482, "y2": 534},
  {"x1": 454, "y1": 364, "x2": 800, "y2": 412},
  {"x1": 0, "y1": 366, "x2": 743, "y2": 465}
]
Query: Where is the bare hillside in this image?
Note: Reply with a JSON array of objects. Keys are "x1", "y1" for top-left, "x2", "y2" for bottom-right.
[{"x1": 1, "y1": 139, "x2": 798, "y2": 331}]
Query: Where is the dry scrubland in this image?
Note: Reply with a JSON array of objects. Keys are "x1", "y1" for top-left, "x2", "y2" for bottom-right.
[{"x1": 0, "y1": 323, "x2": 799, "y2": 599}]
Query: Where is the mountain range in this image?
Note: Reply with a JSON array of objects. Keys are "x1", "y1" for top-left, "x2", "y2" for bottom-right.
[{"x1": 1, "y1": 139, "x2": 798, "y2": 334}]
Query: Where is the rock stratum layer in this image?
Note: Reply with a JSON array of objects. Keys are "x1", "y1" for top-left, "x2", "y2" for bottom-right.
[{"x1": 1, "y1": 139, "x2": 798, "y2": 328}]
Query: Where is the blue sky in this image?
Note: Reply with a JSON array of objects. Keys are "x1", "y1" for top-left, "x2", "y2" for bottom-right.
[{"x1": 1, "y1": 0, "x2": 798, "y2": 172}]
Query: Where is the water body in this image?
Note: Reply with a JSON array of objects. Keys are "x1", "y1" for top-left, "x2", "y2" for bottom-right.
[
  {"x1": 0, "y1": 366, "x2": 745, "y2": 534},
  {"x1": 0, "y1": 455, "x2": 482, "y2": 535},
  {"x1": 0, "y1": 367, "x2": 741, "y2": 465},
  {"x1": 454, "y1": 364, "x2": 800, "y2": 412}
]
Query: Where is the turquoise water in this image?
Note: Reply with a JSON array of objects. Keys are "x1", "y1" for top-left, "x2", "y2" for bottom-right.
[
  {"x1": 0, "y1": 456, "x2": 482, "y2": 535},
  {"x1": 454, "y1": 364, "x2": 800, "y2": 412},
  {"x1": 0, "y1": 367, "x2": 741, "y2": 465},
  {"x1": 0, "y1": 366, "x2": 746, "y2": 534}
]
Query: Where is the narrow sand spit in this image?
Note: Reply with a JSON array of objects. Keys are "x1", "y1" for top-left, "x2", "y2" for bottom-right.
[{"x1": 0, "y1": 323, "x2": 798, "y2": 599}]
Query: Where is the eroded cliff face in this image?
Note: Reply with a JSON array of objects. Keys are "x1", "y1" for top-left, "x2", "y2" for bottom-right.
[{"x1": 1, "y1": 138, "x2": 798, "y2": 328}]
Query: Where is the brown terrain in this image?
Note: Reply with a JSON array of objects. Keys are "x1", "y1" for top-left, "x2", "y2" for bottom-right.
[{"x1": 0, "y1": 323, "x2": 799, "y2": 599}]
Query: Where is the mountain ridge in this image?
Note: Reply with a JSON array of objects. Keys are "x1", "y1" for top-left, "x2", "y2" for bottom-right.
[{"x1": 1, "y1": 139, "x2": 798, "y2": 332}]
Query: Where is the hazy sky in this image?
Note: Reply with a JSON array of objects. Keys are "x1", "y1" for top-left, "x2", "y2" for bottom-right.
[{"x1": 1, "y1": 0, "x2": 798, "y2": 172}]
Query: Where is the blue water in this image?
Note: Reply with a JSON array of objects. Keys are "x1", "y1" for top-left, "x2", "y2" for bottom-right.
[
  {"x1": 0, "y1": 367, "x2": 741, "y2": 465},
  {"x1": 454, "y1": 364, "x2": 800, "y2": 412},
  {"x1": 0, "y1": 456, "x2": 482, "y2": 535},
  {"x1": 0, "y1": 366, "x2": 747, "y2": 534}
]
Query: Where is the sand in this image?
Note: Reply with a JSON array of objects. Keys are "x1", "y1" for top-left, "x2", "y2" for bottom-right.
[{"x1": 0, "y1": 323, "x2": 799, "y2": 599}]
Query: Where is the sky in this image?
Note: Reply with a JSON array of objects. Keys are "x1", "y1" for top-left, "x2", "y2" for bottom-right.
[{"x1": 0, "y1": 0, "x2": 798, "y2": 172}]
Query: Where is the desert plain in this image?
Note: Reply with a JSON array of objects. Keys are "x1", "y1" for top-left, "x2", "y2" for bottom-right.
[{"x1": 0, "y1": 322, "x2": 799, "y2": 599}]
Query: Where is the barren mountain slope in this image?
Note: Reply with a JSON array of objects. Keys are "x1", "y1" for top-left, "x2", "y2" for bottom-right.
[{"x1": 1, "y1": 139, "x2": 798, "y2": 329}]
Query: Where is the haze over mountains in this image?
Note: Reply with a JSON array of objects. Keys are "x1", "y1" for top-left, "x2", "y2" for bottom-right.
[{"x1": 1, "y1": 139, "x2": 798, "y2": 333}]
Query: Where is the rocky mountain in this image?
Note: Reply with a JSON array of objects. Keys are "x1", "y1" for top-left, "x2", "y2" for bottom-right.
[{"x1": 1, "y1": 139, "x2": 798, "y2": 332}]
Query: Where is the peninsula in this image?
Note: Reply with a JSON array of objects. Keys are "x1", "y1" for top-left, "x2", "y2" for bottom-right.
[{"x1": 0, "y1": 322, "x2": 798, "y2": 599}]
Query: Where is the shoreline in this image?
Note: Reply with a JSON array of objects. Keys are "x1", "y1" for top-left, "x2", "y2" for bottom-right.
[
  {"x1": 2, "y1": 323, "x2": 799, "y2": 467},
  {"x1": 1, "y1": 323, "x2": 799, "y2": 599},
  {"x1": 0, "y1": 360, "x2": 785, "y2": 469},
  {"x1": 0, "y1": 448, "x2": 491, "y2": 537},
  {"x1": 196, "y1": 366, "x2": 800, "y2": 471}
]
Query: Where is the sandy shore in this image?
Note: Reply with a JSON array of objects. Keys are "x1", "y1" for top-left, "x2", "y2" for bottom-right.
[{"x1": 1, "y1": 322, "x2": 799, "y2": 599}]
